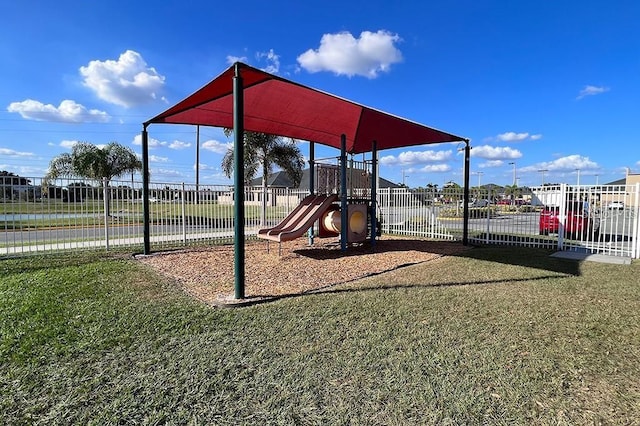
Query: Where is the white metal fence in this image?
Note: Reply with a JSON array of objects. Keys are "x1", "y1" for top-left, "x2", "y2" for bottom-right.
[{"x1": 1, "y1": 177, "x2": 638, "y2": 259}]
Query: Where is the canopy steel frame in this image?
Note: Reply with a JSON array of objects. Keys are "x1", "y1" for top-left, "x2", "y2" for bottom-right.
[{"x1": 142, "y1": 62, "x2": 469, "y2": 299}]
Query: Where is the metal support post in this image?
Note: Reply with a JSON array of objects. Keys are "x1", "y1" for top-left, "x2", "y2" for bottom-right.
[
  {"x1": 142, "y1": 126, "x2": 151, "y2": 254},
  {"x1": 463, "y1": 140, "x2": 471, "y2": 246},
  {"x1": 340, "y1": 135, "x2": 348, "y2": 251},
  {"x1": 370, "y1": 140, "x2": 377, "y2": 247},
  {"x1": 308, "y1": 142, "x2": 315, "y2": 246},
  {"x1": 233, "y1": 63, "x2": 245, "y2": 299}
]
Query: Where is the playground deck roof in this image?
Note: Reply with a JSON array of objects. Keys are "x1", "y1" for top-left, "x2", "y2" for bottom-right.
[{"x1": 145, "y1": 62, "x2": 467, "y2": 154}]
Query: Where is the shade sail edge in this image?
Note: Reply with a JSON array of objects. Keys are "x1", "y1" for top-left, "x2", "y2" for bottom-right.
[{"x1": 144, "y1": 62, "x2": 468, "y2": 154}]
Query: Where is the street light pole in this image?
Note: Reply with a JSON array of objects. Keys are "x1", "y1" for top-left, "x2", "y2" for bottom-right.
[
  {"x1": 538, "y1": 169, "x2": 548, "y2": 186},
  {"x1": 509, "y1": 161, "x2": 516, "y2": 186},
  {"x1": 575, "y1": 168, "x2": 581, "y2": 187}
]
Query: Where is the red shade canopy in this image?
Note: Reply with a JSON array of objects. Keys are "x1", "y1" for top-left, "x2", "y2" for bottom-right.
[{"x1": 146, "y1": 62, "x2": 466, "y2": 154}]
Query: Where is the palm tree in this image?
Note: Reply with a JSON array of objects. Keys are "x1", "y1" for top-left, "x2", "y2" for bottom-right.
[
  {"x1": 504, "y1": 184, "x2": 521, "y2": 204},
  {"x1": 46, "y1": 142, "x2": 142, "y2": 213},
  {"x1": 442, "y1": 181, "x2": 462, "y2": 204},
  {"x1": 221, "y1": 130, "x2": 304, "y2": 226},
  {"x1": 46, "y1": 142, "x2": 141, "y2": 182}
]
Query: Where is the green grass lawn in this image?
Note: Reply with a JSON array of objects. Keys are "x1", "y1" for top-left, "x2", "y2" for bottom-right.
[{"x1": 1, "y1": 246, "x2": 639, "y2": 424}]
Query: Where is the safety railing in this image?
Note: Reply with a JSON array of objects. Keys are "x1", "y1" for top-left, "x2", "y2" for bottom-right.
[
  {"x1": 2, "y1": 178, "x2": 638, "y2": 259},
  {"x1": 0, "y1": 177, "x2": 308, "y2": 256}
]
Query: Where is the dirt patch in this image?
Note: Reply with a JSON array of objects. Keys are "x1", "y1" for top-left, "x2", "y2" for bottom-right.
[{"x1": 135, "y1": 236, "x2": 471, "y2": 305}]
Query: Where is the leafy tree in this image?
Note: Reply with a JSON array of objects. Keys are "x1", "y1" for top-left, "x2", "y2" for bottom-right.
[
  {"x1": 46, "y1": 142, "x2": 141, "y2": 182},
  {"x1": 221, "y1": 130, "x2": 304, "y2": 226},
  {"x1": 45, "y1": 142, "x2": 142, "y2": 213},
  {"x1": 504, "y1": 184, "x2": 521, "y2": 203}
]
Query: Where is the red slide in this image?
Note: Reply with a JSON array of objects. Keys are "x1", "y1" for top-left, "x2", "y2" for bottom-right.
[{"x1": 258, "y1": 194, "x2": 339, "y2": 242}]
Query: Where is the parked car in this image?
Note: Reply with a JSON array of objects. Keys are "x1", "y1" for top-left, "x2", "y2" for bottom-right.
[
  {"x1": 539, "y1": 202, "x2": 599, "y2": 240},
  {"x1": 607, "y1": 201, "x2": 625, "y2": 210},
  {"x1": 471, "y1": 199, "x2": 491, "y2": 207},
  {"x1": 459, "y1": 199, "x2": 491, "y2": 207},
  {"x1": 497, "y1": 198, "x2": 528, "y2": 206}
]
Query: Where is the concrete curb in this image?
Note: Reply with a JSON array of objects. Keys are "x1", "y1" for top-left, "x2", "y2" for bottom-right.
[{"x1": 551, "y1": 251, "x2": 632, "y2": 265}]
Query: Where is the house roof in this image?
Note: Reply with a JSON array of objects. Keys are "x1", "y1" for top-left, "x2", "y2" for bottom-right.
[
  {"x1": 146, "y1": 62, "x2": 467, "y2": 154},
  {"x1": 249, "y1": 168, "x2": 401, "y2": 190},
  {"x1": 605, "y1": 178, "x2": 626, "y2": 185}
]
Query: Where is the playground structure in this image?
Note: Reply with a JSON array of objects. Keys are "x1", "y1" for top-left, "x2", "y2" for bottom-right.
[
  {"x1": 257, "y1": 158, "x2": 377, "y2": 254},
  {"x1": 142, "y1": 62, "x2": 469, "y2": 298}
]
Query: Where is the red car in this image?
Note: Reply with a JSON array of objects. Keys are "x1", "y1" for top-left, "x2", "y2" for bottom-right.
[{"x1": 539, "y1": 202, "x2": 599, "y2": 240}]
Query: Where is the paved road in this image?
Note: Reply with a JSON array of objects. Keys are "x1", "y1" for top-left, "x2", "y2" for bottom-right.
[{"x1": 0, "y1": 224, "x2": 244, "y2": 255}]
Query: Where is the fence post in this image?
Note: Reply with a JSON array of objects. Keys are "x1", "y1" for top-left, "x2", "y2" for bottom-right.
[
  {"x1": 103, "y1": 177, "x2": 110, "y2": 250},
  {"x1": 557, "y1": 184, "x2": 567, "y2": 250},
  {"x1": 632, "y1": 183, "x2": 640, "y2": 259},
  {"x1": 181, "y1": 182, "x2": 187, "y2": 244},
  {"x1": 485, "y1": 208, "x2": 490, "y2": 244}
]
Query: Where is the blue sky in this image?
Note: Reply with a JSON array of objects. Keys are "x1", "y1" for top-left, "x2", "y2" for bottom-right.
[{"x1": 1, "y1": 0, "x2": 638, "y2": 188}]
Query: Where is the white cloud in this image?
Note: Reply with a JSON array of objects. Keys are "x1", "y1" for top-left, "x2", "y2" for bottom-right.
[
  {"x1": 577, "y1": 85, "x2": 610, "y2": 100},
  {"x1": 380, "y1": 149, "x2": 452, "y2": 166},
  {"x1": 60, "y1": 140, "x2": 79, "y2": 149},
  {"x1": 150, "y1": 168, "x2": 184, "y2": 179},
  {"x1": 0, "y1": 165, "x2": 46, "y2": 176},
  {"x1": 497, "y1": 132, "x2": 529, "y2": 142},
  {"x1": 169, "y1": 140, "x2": 191, "y2": 150},
  {"x1": 470, "y1": 145, "x2": 522, "y2": 160},
  {"x1": 7, "y1": 99, "x2": 110, "y2": 123},
  {"x1": 520, "y1": 154, "x2": 599, "y2": 173},
  {"x1": 297, "y1": 30, "x2": 403, "y2": 78},
  {"x1": 0, "y1": 147, "x2": 35, "y2": 157},
  {"x1": 479, "y1": 160, "x2": 505, "y2": 168},
  {"x1": 491, "y1": 132, "x2": 542, "y2": 142},
  {"x1": 256, "y1": 49, "x2": 280, "y2": 74},
  {"x1": 149, "y1": 155, "x2": 169, "y2": 163},
  {"x1": 132, "y1": 134, "x2": 167, "y2": 148},
  {"x1": 418, "y1": 164, "x2": 451, "y2": 173},
  {"x1": 201, "y1": 139, "x2": 232, "y2": 154},
  {"x1": 131, "y1": 136, "x2": 190, "y2": 151},
  {"x1": 497, "y1": 132, "x2": 528, "y2": 142},
  {"x1": 194, "y1": 163, "x2": 219, "y2": 171},
  {"x1": 201, "y1": 171, "x2": 233, "y2": 184},
  {"x1": 80, "y1": 50, "x2": 165, "y2": 107},
  {"x1": 227, "y1": 55, "x2": 248, "y2": 65}
]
